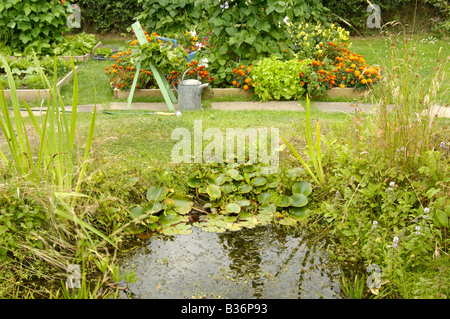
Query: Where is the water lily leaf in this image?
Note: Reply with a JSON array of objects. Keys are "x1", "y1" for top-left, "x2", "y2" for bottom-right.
[
  {"x1": 149, "y1": 201, "x2": 163, "y2": 213},
  {"x1": 276, "y1": 196, "x2": 293, "y2": 207},
  {"x1": 171, "y1": 194, "x2": 193, "y2": 215},
  {"x1": 238, "y1": 211, "x2": 253, "y2": 220},
  {"x1": 267, "y1": 181, "x2": 280, "y2": 188},
  {"x1": 291, "y1": 193, "x2": 308, "y2": 207},
  {"x1": 257, "y1": 213, "x2": 272, "y2": 223},
  {"x1": 239, "y1": 216, "x2": 259, "y2": 229},
  {"x1": 252, "y1": 177, "x2": 267, "y2": 186},
  {"x1": 292, "y1": 181, "x2": 312, "y2": 196},
  {"x1": 259, "y1": 203, "x2": 276, "y2": 215},
  {"x1": 215, "y1": 174, "x2": 227, "y2": 185},
  {"x1": 223, "y1": 216, "x2": 238, "y2": 223},
  {"x1": 242, "y1": 164, "x2": 255, "y2": 173},
  {"x1": 187, "y1": 177, "x2": 202, "y2": 188},
  {"x1": 146, "y1": 186, "x2": 168, "y2": 202},
  {"x1": 206, "y1": 184, "x2": 221, "y2": 199},
  {"x1": 163, "y1": 227, "x2": 178, "y2": 236},
  {"x1": 289, "y1": 207, "x2": 309, "y2": 220},
  {"x1": 159, "y1": 211, "x2": 183, "y2": 226},
  {"x1": 162, "y1": 197, "x2": 175, "y2": 208},
  {"x1": 226, "y1": 203, "x2": 241, "y2": 214},
  {"x1": 258, "y1": 192, "x2": 271, "y2": 204},
  {"x1": 227, "y1": 168, "x2": 244, "y2": 180},
  {"x1": 226, "y1": 223, "x2": 242, "y2": 231},
  {"x1": 238, "y1": 184, "x2": 252, "y2": 193},
  {"x1": 236, "y1": 200, "x2": 251, "y2": 207},
  {"x1": 279, "y1": 217, "x2": 297, "y2": 226}
]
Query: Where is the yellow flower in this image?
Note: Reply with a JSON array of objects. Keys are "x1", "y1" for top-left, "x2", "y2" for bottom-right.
[
  {"x1": 354, "y1": 70, "x2": 361, "y2": 77},
  {"x1": 339, "y1": 84, "x2": 345, "y2": 88}
]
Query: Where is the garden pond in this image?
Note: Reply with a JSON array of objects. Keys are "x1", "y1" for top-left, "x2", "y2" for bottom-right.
[{"x1": 118, "y1": 224, "x2": 360, "y2": 299}]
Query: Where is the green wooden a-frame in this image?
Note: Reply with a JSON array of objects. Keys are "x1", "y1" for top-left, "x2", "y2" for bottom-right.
[{"x1": 126, "y1": 21, "x2": 176, "y2": 111}]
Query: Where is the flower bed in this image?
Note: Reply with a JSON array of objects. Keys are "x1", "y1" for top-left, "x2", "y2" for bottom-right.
[{"x1": 107, "y1": 22, "x2": 381, "y2": 102}]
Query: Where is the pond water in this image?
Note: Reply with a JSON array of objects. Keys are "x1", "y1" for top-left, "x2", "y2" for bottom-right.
[{"x1": 119, "y1": 224, "x2": 353, "y2": 299}]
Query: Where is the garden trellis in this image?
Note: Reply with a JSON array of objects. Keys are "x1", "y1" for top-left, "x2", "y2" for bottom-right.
[{"x1": 126, "y1": 21, "x2": 177, "y2": 111}]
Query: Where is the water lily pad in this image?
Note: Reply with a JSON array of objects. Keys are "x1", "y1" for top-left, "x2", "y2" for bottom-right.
[
  {"x1": 223, "y1": 216, "x2": 238, "y2": 223},
  {"x1": 236, "y1": 200, "x2": 251, "y2": 207},
  {"x1": 159, "y1": 211, "x2": 184, "y2": 226},
  {"x1": 187, "y1": 177, "x2": 202, "y2": 188},
  {"x1": 171, "y1": 194, "x2": 193, "y2": 215},
  {"x1": 225, "y1": 203, "x2": 241, "y2": 214},
  {"x1": 258, "y1": 192, "x2": 271, "y2": 205},
  {"x1": 238, "y1": 211, "x2": 253, "y2": 220},
  {"x1": 227, "y1": 168, "x2": 244, "y2": 180},
  {"x1": 259, "y1": 203, "x2": 276, "y2": 215},
  {"x1": 252, "y1": 177, "x2": 267, "y2": 186},
  {"x1": 239, "y1": 216, "x2": 259, "y2": 229},
  {"x1": 290, "y1": 207, "x2": 309, "y2": 221},
  {"x1": 291, "y1": 193, "x2": 308, "y2": 207},
  {"x1": 206, "y1": 184, "x2": 221, "y2": 199},
  {"x1": 226, "y1": 223, "x2": 242, "y2": 231},
  {"x1": 278, "y1": 217, "x2": 297, "y2": 226},
  {"x1": 292, "y1": 181, "x2": 312, "y2": 196},
  {"x1": 146, "y1": 186, "x2": 168, "y2": 202},
  {"x1": 242, "y1": 164, "x2": 255, "y2": 173},
  {"x1": 149, "y1": 201, "x2": 163, "y2": 213},
  {"x1": 255, "y1": 213, "x2": 272, "y2": 224},
  {"x1": 276, "y1": 196, "x2": 294, "y2": 207},
  {"x1": 238, "y1": 184, "x2": 252, "y2": 193},
  {"x1": 267, "y1": 181, "x2": 280, "y2": 188},
  {"x1": 215, "y1": 174, "x2": 227, "y2": 185}
]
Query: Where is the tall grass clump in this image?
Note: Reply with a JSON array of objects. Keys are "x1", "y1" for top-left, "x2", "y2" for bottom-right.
[
  {"x1": 372, "y1": 22, "x2": 449, "y2": 169},
  {"x1": 0, "y1": 54, "x2": 137, "y2": 298},
  {"x1": 0, "y1": 53, "x2": 96, "y2": 191}
]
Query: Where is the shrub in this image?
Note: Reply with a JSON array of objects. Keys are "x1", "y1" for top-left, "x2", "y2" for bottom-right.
[
  {"x1": 0, "y1": 0, "x2": 69, "y2": 55},
  {"x1": 286, "y1": 21, "x2": 350, "y2": 59},
  {"x1": 77, "y1": 0, "x2": 143, "y2": 33}
]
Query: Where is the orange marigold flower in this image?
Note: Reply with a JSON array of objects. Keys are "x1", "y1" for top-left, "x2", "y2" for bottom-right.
[
  {"x1": 354, "y1": 70, "x2": 360, "y2": 77},
  {"x1": 232, "y1": 80, "x2": 237, "y2": 86},
  {"x1": 243, "y1": 84, "x2": 249, "y2": 90},
  {"x1": 105, "y1": 67, "x2": 109, "y2": 71},
  {"x1": 244, "y1": 78, "x2": 251, "y2": 84},
  {"x1": 361, "y1": 79, "x2": 367, "y2": 84}
]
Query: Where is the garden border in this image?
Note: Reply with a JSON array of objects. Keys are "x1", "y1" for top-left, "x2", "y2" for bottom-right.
[
  {"x1": 114, "y1": 87, "x2": 366, "y2": 100},
  {"x1": 2, "y1": 66, "x2": 79, "y2": 102}
]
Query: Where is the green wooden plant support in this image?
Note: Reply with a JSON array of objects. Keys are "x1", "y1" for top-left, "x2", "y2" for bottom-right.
[{"x1": 126, "y1": 21, "x2": 176, "y2": 111}]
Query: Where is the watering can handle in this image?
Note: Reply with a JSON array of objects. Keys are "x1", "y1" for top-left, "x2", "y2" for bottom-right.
[
  {"x1": 182, "y1": 68, "x2": 200, "y2": 82},
  {"x1": 172, "y1": 68, "x2": 200, "y2": 92}
]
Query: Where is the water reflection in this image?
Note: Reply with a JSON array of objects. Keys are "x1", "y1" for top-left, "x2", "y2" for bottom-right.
[{"x1": 119, "y1": 224, "x2": 343, "y2": 299}]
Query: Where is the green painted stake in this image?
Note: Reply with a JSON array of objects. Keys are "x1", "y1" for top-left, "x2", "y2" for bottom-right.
[{"x1": 127, "y1": 21, "x2": 176, "y2": 111}]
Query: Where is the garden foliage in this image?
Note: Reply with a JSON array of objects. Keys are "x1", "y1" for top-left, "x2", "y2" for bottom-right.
[{"x1": 0, "y1": 0, "x2": 69, "y2": 55}]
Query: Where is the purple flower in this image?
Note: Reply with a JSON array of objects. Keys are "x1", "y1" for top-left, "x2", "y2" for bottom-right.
[{"x1": 440, "y1": 141, "x2": 446, "y2": 148}]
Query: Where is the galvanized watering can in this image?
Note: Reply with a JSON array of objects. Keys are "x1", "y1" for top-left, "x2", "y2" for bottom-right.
[{"x1": 174, "y1": 68, "x2": 209, "y2": 110}]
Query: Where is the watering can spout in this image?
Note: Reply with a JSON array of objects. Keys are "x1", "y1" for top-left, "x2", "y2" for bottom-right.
[{"x1": 196, "y1": 83, "x2": 209, "y2": 97}]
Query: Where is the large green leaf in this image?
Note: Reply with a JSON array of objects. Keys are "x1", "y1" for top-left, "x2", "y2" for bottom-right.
[
  {"x1": 291, "y1": 193, "x2": 308, "y2": 207},
  {"x1": 146, "y1": 186, "x2": 168, "y2": 202},
  {"x1": 206, "y1": 184, "x2": 222, "y2": 199},
  {"x1": 276, "y1": 196, "x2": 293, "y2": 208},
  {"x1": 292, "y1": 181, "x2": 312, "y2": 196}
]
